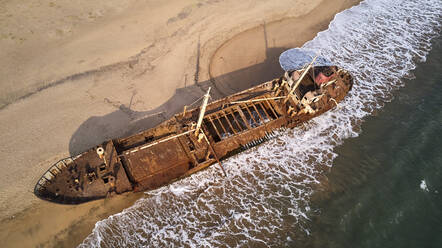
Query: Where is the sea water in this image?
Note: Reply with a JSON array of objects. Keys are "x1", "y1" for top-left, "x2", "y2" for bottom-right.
[
  {"x1": 79, "y1": 0, "x2": 441, "y2": 247},
  {"x1": 306, "y1": 34, "x2": 442, "y2": 248}
]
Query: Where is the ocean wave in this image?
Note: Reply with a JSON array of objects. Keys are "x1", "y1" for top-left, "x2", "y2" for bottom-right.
[{"x1": 79, "y1": 0, "x2": 441, "y2": 247}]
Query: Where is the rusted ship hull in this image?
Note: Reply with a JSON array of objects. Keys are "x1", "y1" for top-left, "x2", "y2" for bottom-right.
[{"x1": 35, "y1": 65, "x2": 353, "y2": 204}]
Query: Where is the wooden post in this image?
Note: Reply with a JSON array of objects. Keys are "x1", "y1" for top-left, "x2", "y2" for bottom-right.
[
  {"x1": 243, "y1": 104, "x2": 257, "y2": 125},
  {"x1": 251, "y1": 103, "x2": 265, "y2": 123},
  {"x1": 182, "y1": 105, "x2": 187, "y2": 117},
  {"x1": 195, "y1": 87, "x2": 211, "y2": 136},
  {"x1": 202, "y1": 131, "x2": 227, "y2": 176},
  {"x1": 257, "y1": 102, "x2": 271, "y2": 121},
  {"x1": 264, "y1": 99, "x2": 278, "y2": 118},
  {"x1": 229, "y1": 109, "x2": 244, "y2": 131},
  {"x1": 208, "y1": 116, "x2": 222, "y2": 139},
  {"x1": 235, "y1": 106, "x2": 252, "y2": 129},
  {"x1": 215, "y1": 116, "x2": 228, "y2": 135},
  {"x1": 222, "y1": 111, "x2": 237, "y2": 134}
]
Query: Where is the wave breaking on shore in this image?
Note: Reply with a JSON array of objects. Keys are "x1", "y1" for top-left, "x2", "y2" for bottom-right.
[{"x1": 80, "y1": 0, "x2": 441, "y2": 247}]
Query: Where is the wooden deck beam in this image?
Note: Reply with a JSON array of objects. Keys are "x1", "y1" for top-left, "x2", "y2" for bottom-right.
[
  {"x1": 207, "y1": 116, "x2": 222, "y2": 140},
  {"x1": 222, "y1": 111, "x2": 237, "y2": 134}
]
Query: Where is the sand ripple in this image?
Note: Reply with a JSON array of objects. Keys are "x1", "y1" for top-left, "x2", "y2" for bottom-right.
[{"x1": 80, "y1": 0, "x2": 441, "y2": 246}]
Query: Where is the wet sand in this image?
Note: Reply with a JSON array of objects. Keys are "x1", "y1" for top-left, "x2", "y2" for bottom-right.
[{"x1": 0, "y1": 0, "x2": 361, "y2": 247}]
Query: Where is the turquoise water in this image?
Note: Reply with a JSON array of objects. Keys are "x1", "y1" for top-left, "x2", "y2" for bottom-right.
[{"x1": 307, "y1": 35, "x2": 442, "y2": 248}]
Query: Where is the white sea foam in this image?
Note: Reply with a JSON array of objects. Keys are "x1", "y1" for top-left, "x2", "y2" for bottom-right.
[
  {"x1": 420, "y1": 179, "x2": 429, "y2": 192},
  {"x1": 79, "y1": 0, "x2": 441, "y2": 247}
]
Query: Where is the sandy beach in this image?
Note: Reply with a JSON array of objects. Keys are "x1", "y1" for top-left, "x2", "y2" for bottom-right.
[{"x1": 0, "y1": 0, "x2": 361, "y2": 247}]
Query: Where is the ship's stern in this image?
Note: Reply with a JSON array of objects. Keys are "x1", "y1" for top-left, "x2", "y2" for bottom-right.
[{"x1": 34, "y1": 141, "x2": 133, "y2": 204}]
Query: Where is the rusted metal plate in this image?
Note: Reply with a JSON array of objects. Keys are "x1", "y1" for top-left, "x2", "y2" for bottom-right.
[
  {"x1": 134, "y1": 162, "x2": 190, "y2": 191},
  {"x1": 34, "y1": 65, "x2": 354, "y2": 204},
  {"x1": 123, "y1": 138, "x2": 190, "y2": 182}
]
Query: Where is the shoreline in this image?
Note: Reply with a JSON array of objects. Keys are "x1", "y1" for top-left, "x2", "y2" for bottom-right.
[{"x1": 0, "y1": 0, "x2": 361, "y2": 247}]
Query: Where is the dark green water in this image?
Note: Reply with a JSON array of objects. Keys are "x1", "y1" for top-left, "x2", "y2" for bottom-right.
[
  {"x1": 80, "y1": 1, "x2": 441, "y2": 245},
  {"x1": 307, "y1": 36, "x2": 442, "y2": 247}
]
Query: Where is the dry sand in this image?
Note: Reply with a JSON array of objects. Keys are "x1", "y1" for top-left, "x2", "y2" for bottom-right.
[{"x1": 0, "y1": 0, "x2": 361, "y2": 247}]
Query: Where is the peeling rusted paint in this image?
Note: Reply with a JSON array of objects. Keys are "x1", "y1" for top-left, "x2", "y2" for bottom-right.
[{"x1": 34, "y1": 66, "x2": 353, "y2": 204}]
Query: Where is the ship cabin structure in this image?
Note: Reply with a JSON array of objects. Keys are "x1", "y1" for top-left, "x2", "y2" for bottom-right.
[{"x1": 35, "y1": 62, "x2": 353, "y2": 204}]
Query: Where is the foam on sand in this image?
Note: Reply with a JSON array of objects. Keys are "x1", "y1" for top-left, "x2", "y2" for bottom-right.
[{"x1": 80, "y1": 0, "x2": 441, "y2": 247}]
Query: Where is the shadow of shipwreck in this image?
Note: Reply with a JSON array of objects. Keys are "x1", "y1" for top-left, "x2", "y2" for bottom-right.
[{"x1": 69, "y1": 23, "x2": 290, "y2": 156}]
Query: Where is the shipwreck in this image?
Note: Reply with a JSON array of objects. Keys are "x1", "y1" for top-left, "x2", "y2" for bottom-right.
[{"x1": 35, "y1": 51, "x2": 353, "y2": 204}]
